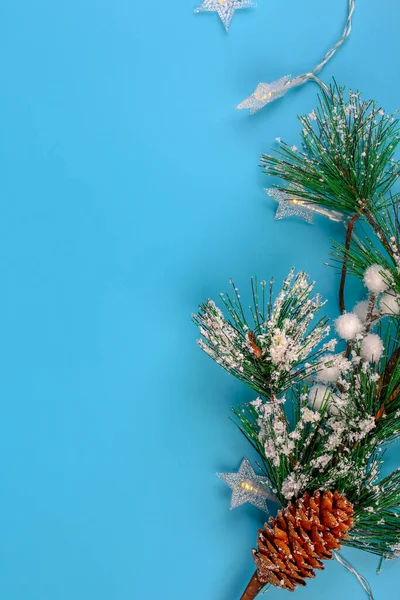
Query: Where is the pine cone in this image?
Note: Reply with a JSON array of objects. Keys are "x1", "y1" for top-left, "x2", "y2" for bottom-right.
[{"x1": 240, "y1": 490, "x2": 354, "y2": 600}]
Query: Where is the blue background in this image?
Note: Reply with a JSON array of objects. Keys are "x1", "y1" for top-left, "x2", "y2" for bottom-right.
[{"x1": 0, "y1": 0, "x2": 399, "y2": 598}]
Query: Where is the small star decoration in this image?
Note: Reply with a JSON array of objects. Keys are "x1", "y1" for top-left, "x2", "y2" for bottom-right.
[
  {"x1": 265, "y1": 188, "x2": 314, "y2": 224},
  {"x1": 194, "y1": 0, "x2": 256, "y2": 32},
  {"x1": 236, "y1": 76, "x2": 292, "y2": 114},
  {"x1": 217, "y1": 457, "x2": 277, "y2": 511}
]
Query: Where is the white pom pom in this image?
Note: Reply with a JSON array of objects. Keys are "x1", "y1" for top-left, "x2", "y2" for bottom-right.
[
  {"x1": 360, "y1": 333, "x2": 384, "y2": 362},
  {"x1": 363, "y1": 264, "x2": 391, "y2": 293},
  {"x1": 353, "y1": 300, "x2": 369, "y2": 322},
  {"x1": 308, "y1": 384, "x2": 329, "y2": 411},
  {"x1": 380, "y1": 292, "x2": 400, "y2": 315},
  {"x1": 335, "y1": 313, "x2": 363, "y2": 341},
  {"x1": 308, "y1": 384, "x2": 342, "y2": 414},
  {"x1": 329, "y1": 396, "x2": 347, "y2": 416},
  {"x1": 318, "y1": 364, "x2": 340, "y2": 383}
]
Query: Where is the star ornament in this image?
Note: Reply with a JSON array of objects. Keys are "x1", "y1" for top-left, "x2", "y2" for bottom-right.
[
  {"x1": 266, "y1": 188, "x2": 347, "y2": 224},
  {"x1": 194, "y1": 0, "x2": 256, "y2": 32},
  {"x1": 265, "y1": 188, "x2": 314, "y2": 224},
  {"x1": 236, "y1": 76, "x2": 292, "y2": 114},
  {"x1": 217, "y1": 457, "x2": 277, "y2": 511}
]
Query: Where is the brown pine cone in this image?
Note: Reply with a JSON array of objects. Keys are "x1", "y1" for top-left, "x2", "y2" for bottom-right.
[{"x1": 240, "y1": 490, "x2": 354, "y2": 599}]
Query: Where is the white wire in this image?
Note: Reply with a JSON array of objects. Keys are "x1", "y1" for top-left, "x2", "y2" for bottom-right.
[
  {"x1": 288, "y1": 0, "x2": 356, "y2": 94},
  {"x1": 334, "y1": 551, "x2": 374, "y2": 600}
]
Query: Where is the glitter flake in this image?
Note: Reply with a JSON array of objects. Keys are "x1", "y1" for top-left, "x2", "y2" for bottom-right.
[{"x1": 194, "y1": 0, "x2": 256, "y2": 32}]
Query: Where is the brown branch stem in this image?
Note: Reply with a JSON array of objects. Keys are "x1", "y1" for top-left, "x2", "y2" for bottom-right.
[
  {"x1": 376, "y1": 384, "x2": 400, "y2": 421},
  {"x1": 354, "y1": 207, "x2": 400, "y2": 421},
  {"x1": 240, "y1": 572, "x2": 265, "y2": 600},
  {"x1": 376, "y1": 347, "x2": 400, "y2": 421},
  {"x1": 364, "y1": 211, "x2": 393, "y2": 256},
  {"x1": 381, "y1": 347, "x2": 400, "y2": 393},
  {"x1": 339, "y1": 212, "x2": 362, "y2": 314}
]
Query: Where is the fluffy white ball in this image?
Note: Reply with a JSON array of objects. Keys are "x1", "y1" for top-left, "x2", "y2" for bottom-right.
[
  {"x1": 360, "y1": 333, "x2": 384, "y2": 362},
  {"x1": 329, "y1": 397, "x2": 346, "y2": 416},
  {"x1": 308, "y1": 384, "x2": 341, "y2": 414},
  {"x1": 363, "y1": 264, "x2": 390, "y2": 293},
  {"x1": 380, "y1": 292, "x2": 400, "y2": 316},
  {"x1": 335, "y1": 313, "x2": 363, "y2": 341},
  {"x1": 308, "y1": 384, "x2": 329, "y2": 411},
  {"x1": 318, "y1": 364, "x2": 340, "y2": 383},
  {"x1": 353, "y1": 300, "x2": 369, "y2": 322}
]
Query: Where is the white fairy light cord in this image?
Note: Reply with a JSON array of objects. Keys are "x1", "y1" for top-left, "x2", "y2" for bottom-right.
[
  {"x1": 237, "y1": 0, "x2": 356, "y2": 114},
  {"x1": 334, "y1": 552, "x2": 374, "y2": 600},
  {"x1": 289, "y1": 0, "x2": 355, "y2": 92}
]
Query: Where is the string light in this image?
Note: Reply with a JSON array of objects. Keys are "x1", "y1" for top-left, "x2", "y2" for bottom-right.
[
  {"x1": 217, "y1": 457, "x2": 278, "y2": 511},
  {"x1": 194, "y1": 0, "x2": 256, "y2": 32},
  {"x1": 237, "y1": 0, "x2": 356, "y2": 113},
  {"x1": 266, "y1": 188, "x2": 346, "y2": 224}
]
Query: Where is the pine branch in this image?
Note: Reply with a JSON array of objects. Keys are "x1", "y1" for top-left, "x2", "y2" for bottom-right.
[
  {"x1": 339, "y1": 210, "x2": 363, "y2": 313},
  {"x1": 346, "y1": 468, "x2": 400, "y2": 558},
  {"x1": 261, "y1": 82, "x2": 400, "y2": 217},
  {"x1": 195, "y1": 79, "x2": 400, "y2": 565},
  {"x1": 193, "y1": 269, "x2": 330, "y2": 398}
]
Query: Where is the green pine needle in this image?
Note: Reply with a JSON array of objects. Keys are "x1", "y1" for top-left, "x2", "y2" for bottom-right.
[{"x1": 261, "y1": 81, "x2": 400, "y2": 215}]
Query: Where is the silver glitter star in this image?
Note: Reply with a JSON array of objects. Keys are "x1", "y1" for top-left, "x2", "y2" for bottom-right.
[
  {"x1": 236, "y1": 76, "x2": 292, "y2": 114},
  {"x1": 217, "y1": 457, "x2": 276, "y2": 511},
  {"x1": 194, "y1": 0, "x2": 256, "y2": 32},
  {"x1": 265, "y1": 188, "x2": 314, "y2": 224},
  {"x1": 266, "y1": 188, "x2": 347, "y2": 223}
]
